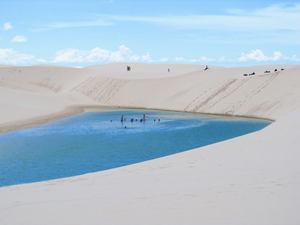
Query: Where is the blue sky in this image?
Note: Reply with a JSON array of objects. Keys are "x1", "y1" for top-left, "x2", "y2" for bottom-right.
[{"x1": 1, "y1": 0, "x2": 300, "y2": 67}]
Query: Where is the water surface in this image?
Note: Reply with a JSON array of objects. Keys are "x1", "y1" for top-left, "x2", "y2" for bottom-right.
[{"x1": 0, "y1": 110, "x2": 270, "y2": 187}]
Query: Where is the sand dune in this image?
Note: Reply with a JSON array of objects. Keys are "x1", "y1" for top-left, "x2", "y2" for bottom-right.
[
  {"x1": 0, "y1": 63, "x2": 299, "y2": 224},
  {"x1": 1, "y1": 63, "x2": 299, "y2": 125}
]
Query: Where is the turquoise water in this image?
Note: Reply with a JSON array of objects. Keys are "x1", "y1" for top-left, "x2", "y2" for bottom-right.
[{"x1": 0, "y1": 110, "x2": 270, "y2": 187}]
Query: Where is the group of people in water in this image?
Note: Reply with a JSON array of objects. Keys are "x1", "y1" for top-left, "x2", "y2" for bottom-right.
[
  {"x1": 115, "y1": 114, "x2": 160, "y2": 128},
  {"x1": 121, "y1": 114, "x2": 148, "y2": 122}
]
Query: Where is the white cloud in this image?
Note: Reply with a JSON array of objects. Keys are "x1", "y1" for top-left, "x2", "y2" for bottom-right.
[
  {"x1": 173, "y1": 52, "x2": 298, "y2": 64},
  {"x1": 86, "y1": 48, "x2": 110, "y2": 62},
  {"x1": 283, "y1": 55, "x2": 300, "y2": 62},
  {"x1": 291, "y1": 55, "x2": 300, "y2": 62},
  {"x1": 51, "y1": 46, "x2": 300, "y2": 65},
  {"x1": 118, "y1": 45, "x2": 132, "y2": 55},
  {"x1": 175, "y1": 56, "x2": 215, "y2": 63},
  {"x1": 190, "y1": 57, "x2": 215, "y2": 63},
  {"x1": 0, "y1": 48, "x2": 35, "y2": 64},
  {"x1": 110, "y1": 45, "x2": 132, "y2": 61},
  {"x1": 238, "y1": 49, "x2": 282, "y2": 62},
  {"x1": 4, "y1": 22, "x2": 13, "y2": 30},
  {"x1": 218, "y1": 56, "x2": 226, "y2": 62},
  {"x1": 36, "y1": 58, "x2": 47, "y2": 63},
  {"x1": 110, "y1": 52, "x2": 125, "y2": 61},
  {"x1": 33, "y1": 20, "x2": 113, "y2": 31},
  {"x1": 175, "y1": 57, "x2": 186, "y2": 62},
  {"x1": 160, "y1": 57, "x2": 169, "y2": 62},
  {"x1": 129, "y1": 54, "x2": 140, "y2": 61},
  {"x1": 53, "y1": 49, "x2": 86, "y2": 63},
  {"x1": 141, "y1": 52, "x2": 153, "y2": 62},
  {"x1": 273, "y1": 51, "x2": 282, "y2": 60},
  {"x1": 53, "y1": 45, "x2": 136, "y2": 63},
  {"x1": 12, "y1": 35, "x2": 27, "y2": 42}
]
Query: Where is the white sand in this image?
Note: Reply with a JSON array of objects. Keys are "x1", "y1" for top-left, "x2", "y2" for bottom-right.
[{"x1": 0, "y1": 63, "x2": 299, "y2": 224}]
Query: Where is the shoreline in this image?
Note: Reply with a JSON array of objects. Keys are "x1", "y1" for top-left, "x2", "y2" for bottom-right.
[
  {"x1": 0, "y1": 105, "x2": 132, "y2": 135},
  {"x1": 111, "y1": 105, "x2": 276, "y2": 122},
  {"x1": 0, "y1": 106, "x2": 84, "y2": 134},
  {"x1": 0, "y1": 105, "x2": 274, "y2": 135}
]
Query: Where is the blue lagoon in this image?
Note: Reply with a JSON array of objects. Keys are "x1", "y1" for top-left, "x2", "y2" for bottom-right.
[{"x1": 0, "y1": 110, "x2": 271, "y2": 187}]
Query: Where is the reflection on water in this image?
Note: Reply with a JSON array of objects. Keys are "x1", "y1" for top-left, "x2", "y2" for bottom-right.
[{"x1": 0, "y1": 110, "x2": 271, "y2": 187}]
